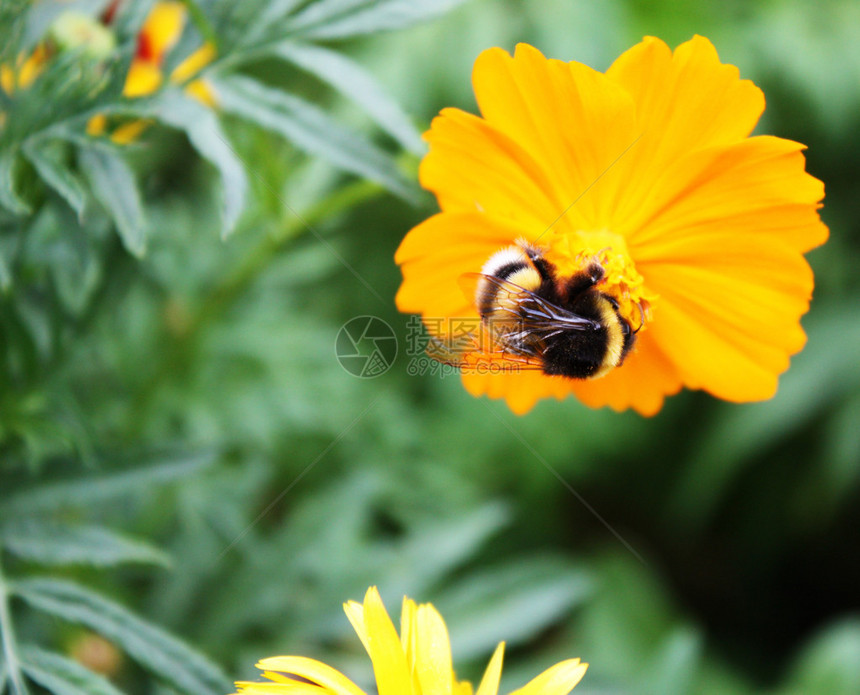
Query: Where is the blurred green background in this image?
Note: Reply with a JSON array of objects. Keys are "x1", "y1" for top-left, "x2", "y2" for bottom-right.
[{"x1": 2, "y1": 0, "x2": 859, "y2": 694}]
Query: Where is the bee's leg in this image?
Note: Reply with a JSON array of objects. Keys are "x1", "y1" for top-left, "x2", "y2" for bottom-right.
[
  {"x1": 516, "y1": 241, "x2": 555, "y2": 283},
  {"x1": 561, "y1": 261, "x2": 606, "y2": 302}
]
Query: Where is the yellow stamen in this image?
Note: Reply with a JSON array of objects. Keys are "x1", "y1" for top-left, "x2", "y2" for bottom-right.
[{"x1": 548, "y1": 229, "x2": 657, "y2": 332}]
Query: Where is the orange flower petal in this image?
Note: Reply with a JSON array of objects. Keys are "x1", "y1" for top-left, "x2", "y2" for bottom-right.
[
  {"x1": 396, "y1": 37, "x2": 827, "y2": 415},
  {"x1": 626, "y1": 136, "x2": 825, "y2": 401},
  {"x1": 395, "y1": 212, "x2": 532, "y2": 318},
  {"x1": 568, "y1": 334, "x2": 682, "y2": 416},
  {"x1": 461, "y1": 332, "x2": 681, "y2": 416},
  {"x1": 605, "y1": 36, "x2": 765, "y2": 227},
  {"x1": 471, "y1": 44, "x2": 638, "y2": 231},
  {"x1": 645, "y1": 240, "x2": 814, "y2": 402},
  {"x1": 627, "y1": 136, "x2": 827, "y2": 253},
  {"x1": 420, "y1": 107, "x2": 561, "y2": 229},
  {"x1": 462, "y1": 367, "x2": 574, "y2": 416}
]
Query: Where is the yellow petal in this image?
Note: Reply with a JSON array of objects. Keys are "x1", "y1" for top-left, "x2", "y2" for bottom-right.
[
  {"x1": 509, "y1": 659, "x2": 587, "y2": 695},
  {"x1": 233, "y1": 681, "x2": 328, "y2": 693},
  {"x1": 185, "y1": 78, "x2": 218, "y2": 107},
  {"x1": 254, "y1": 657, "x2": 367, "y2": 695},
  {"x1": 140, "y1": 1, "x2": 186, "y2": 62},
  {"x1": 86, "y1": 114, "x2": 108, "y2": 137},
  {"x1": 399, "y1": 598, "x2": 424, "y2": 693},
  {"x1": 170, "y1": 42, "x2": 216, "y2": 83},
  {"x1": 360, "y1": 587, "x2": 412, "y2": 695},
  {"x1": 343, "y1": 600, "x2": 370, "y2": 656},
  {"x1": 414, "y1": 604, "x2": 453, "y2": 695},
  {"x1": 400, "y1": 597, "x2": 416, "y2": 656},
  {"x1": 475, "y1": 643, "x2": 504, "y2": 695},
  {"x1": 18, "y1": 46, "x2": 47, "y2": 89},
  {"x1": 110, "y1": 119, "x2": 151, "y2": 144},
  {"x1": 0, "y1": 64, "x2": 14, "y2": 93},
  {"x1": 124, "y1": 59, "x2": 163, "y2": 97}
]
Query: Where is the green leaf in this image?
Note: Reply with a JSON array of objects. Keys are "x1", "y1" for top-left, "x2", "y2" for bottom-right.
[
  {"x1": 257, "y1": 0, "x2": 307, "y2": 26},
  {"x1": 144, "y1": 90, "x2": 247, "y2": 239},
  {"x1": 289, "y1": 0, "x2": 471, "y2": 39},
  {"x1": 437, "y1": 557, "x2": 594, "y2": 661},
  {"x1": 20, "y1": 645, "x2": 123, "y2": 695},
  {"x1": 15, "y1": 579, "x2": 231, "y2": 695},
  {"x1": 779, "y1": 618, "x2": 860, "y2": 695},
  {"x1": 0, "y1": 148, "x2": 31, "y2": 215},
  {"x1": 640, "y1": 626, "x2": 703, "y2": 695},
  {"x1": 272, "y1": 41, "x2": 424, "y2": 154},
  {"x1": 22, "y1": 139, "x2": 86, "y2": 219},
  {"x1": 213, "y1": 76, "x2": 418, "y2": 203},
  {"x1": 669, "y1": 306, "x2": 860, "y2": 531},
  {"x1": 0, "y1": 241, "x2": 12, "y2": 292},
  {"x1": 77, "y1": 147, "x2": 146, "y2": 256},
  {"x1": 1, "y1": 451, "x2": 217, "y2": 517},
  {"x1": 1, "y1": 520, "x2": 170, "y2": 568}
]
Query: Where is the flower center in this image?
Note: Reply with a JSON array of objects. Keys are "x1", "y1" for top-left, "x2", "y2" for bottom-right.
[{"x1": 546, "y1": 230, "x2": 657, "y2": 331}]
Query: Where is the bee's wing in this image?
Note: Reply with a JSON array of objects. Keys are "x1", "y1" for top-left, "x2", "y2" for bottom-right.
[
  {"x1": 424, "y1": 273, "x2": 598, "y2": 373},
  {"x1": 425, "y1": 332, "x2": 547, "y2": 371},
  {"x1": 460, "y1": 272, "x2": 597, "y2": 343}
]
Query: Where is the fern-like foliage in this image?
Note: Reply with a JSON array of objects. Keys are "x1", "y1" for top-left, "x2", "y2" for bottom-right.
[{"x1": 0, "y1": 1, "x2": 469, "y2": 693}]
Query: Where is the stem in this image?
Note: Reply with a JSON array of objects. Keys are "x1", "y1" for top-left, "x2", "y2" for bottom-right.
[
  {"x1": 0, "y1": 559, "x2": 29, "y2": 695},
  {"x1": 194, "y1": 178, "x2": 382, "y2": 332}
]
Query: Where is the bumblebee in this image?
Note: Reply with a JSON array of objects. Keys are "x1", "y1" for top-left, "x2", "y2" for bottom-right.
[{"x1": 431, "y1": 240, "x2": 638, "y2": 379}]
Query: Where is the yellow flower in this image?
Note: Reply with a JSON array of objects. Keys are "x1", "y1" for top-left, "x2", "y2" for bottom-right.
[
  {"x1": 232, "y1": 586, "x2": 588, "y2": 695},
  {"x1": 395, "y1": 37, "x2": 828, "y2": 416},
  {"x1": 0, "y1": 45, "x2": 49, "y2": 94}
]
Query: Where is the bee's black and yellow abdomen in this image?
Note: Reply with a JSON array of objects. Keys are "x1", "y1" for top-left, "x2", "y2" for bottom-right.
[
  {"x1": 476, "y1": 245, "x2": 543, "y2": 316},
  {"x1": 540, "y1": 290, "x2": 631, "y2": 379}
]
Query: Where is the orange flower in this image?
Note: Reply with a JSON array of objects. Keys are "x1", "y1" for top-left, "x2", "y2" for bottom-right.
[{"x1": 395, "y1": 36, "x2": 827, "y2": 416}]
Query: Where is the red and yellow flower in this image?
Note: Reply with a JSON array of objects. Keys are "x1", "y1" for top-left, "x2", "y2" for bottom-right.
[
  {"x1": 88, "y1": 1, "x2": 216, "y2": 143},
  {"x1": 395, "y1": 36, "x2": 827, "y2": 416},
  {"x1": 1, "y1": 3, "x2": 216, "y2": 143}
]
